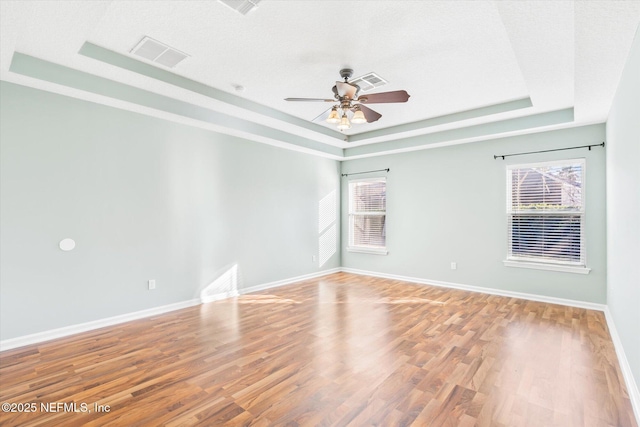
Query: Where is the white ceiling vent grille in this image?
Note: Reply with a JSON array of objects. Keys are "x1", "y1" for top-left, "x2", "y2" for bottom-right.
[
  {"x1": 218, "y1": 0, "x2": 262, "y2": 15},
  {"x1": 130, "y1": 37, "x2": 189, "y2": 68},
  {"x1": 351, "y1": 72, "x2": 388, "y2": 92}
]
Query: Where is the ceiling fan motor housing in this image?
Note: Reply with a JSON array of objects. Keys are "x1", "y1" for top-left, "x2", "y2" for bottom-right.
[{"x1": 339, "y1": 68, "x2": 354, "y2": 81}]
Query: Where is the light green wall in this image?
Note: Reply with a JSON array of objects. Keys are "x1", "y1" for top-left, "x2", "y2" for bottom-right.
[
  {"x1": 0, "y1": 79, "x2": 615, "y2": 344},
  {"x1": 606, "y1": 26, "x2": 640, "y2": 388},
  {"x1": 0, "y1": 81, "x2": 340, "y2": 340},
  {"x1": 341, "y1": 124, "x2": 607, "y2": 303}
]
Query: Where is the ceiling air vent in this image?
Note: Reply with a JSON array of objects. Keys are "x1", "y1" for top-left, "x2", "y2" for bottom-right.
[
  {"x1": 130, "y1": 37, "x2": 189, "y2": 68},
  {"x1": 218, "y1": 0, "x2": 262, "y2": 15},
  {"x1": 351, "y1": 72, "x2": 388, "y2": 92}
]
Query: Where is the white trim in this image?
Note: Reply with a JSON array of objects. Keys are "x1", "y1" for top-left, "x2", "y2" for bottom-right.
[
  {"x1": 346, "y1": 176, "x2": 388, "y2": 184},
  {"x1": 505, "y1": 157, "x2": 586, "y2": 171},
  {"x1": 0, "y1": 74, "x2": 345, "y2": 161},
  {"x1": 342, "y1": 120, "x2": 606, "y2": 161},
  {"x1": 0, "y1": 299, "x2": 201, "y2": 352},
  {"x1": 604, "y1": 307, "x2": 640, "y2": 423},
  {"x1": 340, "y1": 267, "x2": 606, "y2": 311},
  {"x1": 237, "y1": 268, "x2": 341, "y2": 295},
  {"x1": 3, "y1": 72, "x2": 607, "y2": 162},
  {"x1": 503, "y1": 260, "x2": 591, "y2": 274},
  {"x1": 0, "y1": 268, "x2": 341, "y2": 352},
  {"x1": 200, "y1": 289, "x2": 241, "y2": 304},
  {"x1": 347, "y1": 246, "x2": 388, "y2": 255}
]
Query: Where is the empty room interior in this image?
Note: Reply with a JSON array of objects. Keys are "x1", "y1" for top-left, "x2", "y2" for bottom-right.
[{"x1": 1, "y1": 1, "x2": 639, "y2": 426}]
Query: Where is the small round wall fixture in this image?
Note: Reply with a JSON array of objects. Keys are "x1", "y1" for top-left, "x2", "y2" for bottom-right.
[{"x1": 59, "y1": 238, "x2": 76, "y2": 251}]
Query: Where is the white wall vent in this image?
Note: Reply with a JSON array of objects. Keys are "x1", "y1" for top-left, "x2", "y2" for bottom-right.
[
  {"x1": 218, "y1": 0, "x2": 262, "y2": 15},
  {"x1": 351, "y1": 72, "x2": 388, "y2": 92},
  {"x1": 130, "y1": 37, "x2": 189, "y2": 68}
]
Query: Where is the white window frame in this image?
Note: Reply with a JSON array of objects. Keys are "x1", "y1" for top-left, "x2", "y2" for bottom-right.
[
  {"x1": 504, "y1": 158, "x2": 590, "y2": 274},
  {"x1": 347, "y1": 177, "x2": 388, "y2": 255}
]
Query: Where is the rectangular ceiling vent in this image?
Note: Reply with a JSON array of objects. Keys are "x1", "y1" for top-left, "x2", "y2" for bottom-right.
[
  {"x1": 130, "y1": 36, "x2": 189, "y2": 68},
  {"x1": 218, "y1": 0, "x2": 262, "y2": 15},
  {"x1": 351, "y1": 72, "x2": 388, "y2": 92}
]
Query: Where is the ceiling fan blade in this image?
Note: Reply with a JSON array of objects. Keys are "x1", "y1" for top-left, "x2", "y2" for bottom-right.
[
  {"x1": 285, "y1": 98, "x2": 335, "y2": 102},
  {"x1": 358, "y1": 105, "x2": 382, "y2": 123},
  {"x1": 336, "y1": 81, "x2": 358, "y2": 99},
  {"x1": 357, "y1": 90, "x2": 410, "y2": 104}
]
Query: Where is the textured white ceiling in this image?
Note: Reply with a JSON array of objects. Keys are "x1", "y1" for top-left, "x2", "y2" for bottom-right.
[
  {"x1": 88, "y1": 0, "x2": 531, "y2": 130},
  {"x1": 1, "y1": 0, "x2": 639, "y2": 156}
]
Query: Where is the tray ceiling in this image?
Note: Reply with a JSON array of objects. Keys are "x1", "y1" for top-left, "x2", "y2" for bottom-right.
[{"x1": 1, "y1": 1, "x2": 638, "y2": 159}]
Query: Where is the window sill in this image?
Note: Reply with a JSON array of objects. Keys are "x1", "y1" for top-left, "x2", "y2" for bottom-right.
[
  {"x1": 347, "y1": 246, "x2": 388, "y2": 255},
  {"x1": 503, "y1": 260, "x2": 591, "y2": 274}
]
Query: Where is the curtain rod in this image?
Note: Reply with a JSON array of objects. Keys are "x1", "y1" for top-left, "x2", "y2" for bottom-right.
[
  {"x1": 494, "y1": 142, "x2": 605, "y2": 160},
  {"x1": 341, "y1": 168, "x2": 390, "y2": 177}
]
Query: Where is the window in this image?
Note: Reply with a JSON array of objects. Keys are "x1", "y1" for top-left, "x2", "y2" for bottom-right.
[
  {"x1": 505, "y1": 159, "x2": 589, "y2": 273},
  {"x1": 348, "y1": 177, "x2": 387, "y2": 254}
]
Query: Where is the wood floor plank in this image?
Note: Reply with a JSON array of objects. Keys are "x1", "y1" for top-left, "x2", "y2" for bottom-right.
[{"x1": 0, "y1": 272, "x2": 636, "y2": 426}]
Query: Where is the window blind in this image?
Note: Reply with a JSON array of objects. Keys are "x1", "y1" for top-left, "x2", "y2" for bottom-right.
[
  {"x1": 507, "y1": 160, "x2": 585, "y2": 265},
  {"x1": 348, "y1": 178, "x2": 386, "y2": 249}
]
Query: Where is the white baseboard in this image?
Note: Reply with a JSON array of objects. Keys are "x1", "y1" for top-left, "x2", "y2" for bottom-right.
[
  {"x1": 239, "y1": 268, "x2": 342, "y2": 295},
  {"x1": 604, "y1": 307, "x2": 640, "y2": 423},
  {"x1": 341, "y1": 268, "x2": 607, "y2": 311},
  {"x1": 0, "y1": 298, "x2": 201, "y2": 352},
  {"x1": 0, "y1": 268, "x2": 341, "y2": 352},
  {"x1": 200, "y1": 289, "x2": 241, "y2": 304},
  {"x1": 199, "y1": 268, "x2": 341, "y2": 303}
]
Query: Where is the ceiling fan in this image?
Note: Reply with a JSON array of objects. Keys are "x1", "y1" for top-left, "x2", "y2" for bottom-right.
[{"x1": 285, "y1": 69, "x2": 410, "y2": 131}]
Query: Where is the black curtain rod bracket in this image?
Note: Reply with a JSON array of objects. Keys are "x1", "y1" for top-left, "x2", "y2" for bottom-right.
[
  {"x1": 341, "y1": 168, "x2": 390, "y2": 177},
  {"x1": 494, "y1": 142, "x2": 605, "y2": 160}
]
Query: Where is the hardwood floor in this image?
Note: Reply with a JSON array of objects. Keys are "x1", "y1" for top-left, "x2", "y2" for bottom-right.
[{"x1": 0, "y1": 272, "x2": 636, "y2": 426}]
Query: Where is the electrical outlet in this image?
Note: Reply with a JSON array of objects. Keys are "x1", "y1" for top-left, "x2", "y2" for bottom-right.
[
  {"x1": 450, "y1": 262, "x2": 457, "y2": 270},
  {"x1": 148, "y1": 279, "x2": 156, "y2": 290},
  {"x1": 312, "y1": 255, "x2": 317, "y2": 263}
]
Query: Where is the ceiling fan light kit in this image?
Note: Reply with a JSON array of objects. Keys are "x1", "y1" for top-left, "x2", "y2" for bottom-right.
[
  {"x1": 285, "y1": 68, "x2": 410, "y2": 132},
  {"x1": 327, "y1": 106, "x2": 340, "y2": 124},
  {"x1": 337, "y1": 113, "x2": 351, "y2": 130},
  {"x1": 351, "y1": 107, "x2": 367, "y2": 124}
]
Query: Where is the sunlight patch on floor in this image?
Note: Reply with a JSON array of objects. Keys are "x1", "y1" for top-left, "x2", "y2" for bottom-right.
[{"x1": 236, "y1": 295, "x2": 301, "y2": 304}]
